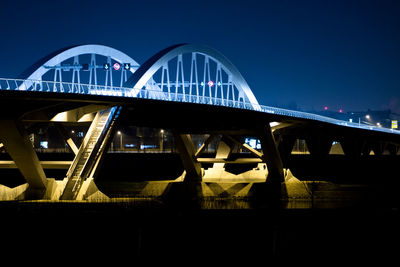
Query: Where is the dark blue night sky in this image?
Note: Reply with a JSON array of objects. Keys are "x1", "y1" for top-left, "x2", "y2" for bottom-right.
[{"x1": 1, "y1": 0, "x2": 399, "y2": 113}]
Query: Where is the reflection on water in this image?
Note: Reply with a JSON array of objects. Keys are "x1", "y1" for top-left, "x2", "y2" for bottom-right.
[
  {"x1": 89, "y1": 197, "x2": 367, "y2": 210},
  {"x1": 198, "y1": 198, "x2": 366, "y2": 209},
  {"x1": 199, "y1": 198, "x2": 252, "y2": 209}
]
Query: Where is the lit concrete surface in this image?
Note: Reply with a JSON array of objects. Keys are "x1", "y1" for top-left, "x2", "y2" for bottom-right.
[
  {"x1": 0, "y1": 183, "x2": 28, "y2": 200},
  {"x1": 0, "y1": 160, "x2": 71, "y2": 169},
  {"x1": 0, "y1": 120, "x2": 47, "y2": 191},
  {"x1": 203, "y1": 163, "x2": 267, "y2": 182},
  {"x1": 0, "y1": 168, "x2": 373, "y2": 208}
]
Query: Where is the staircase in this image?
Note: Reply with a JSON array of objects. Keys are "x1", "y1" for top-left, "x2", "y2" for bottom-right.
[{"x1": 60, "y1": 106, "x2": 119, "y2": 200}]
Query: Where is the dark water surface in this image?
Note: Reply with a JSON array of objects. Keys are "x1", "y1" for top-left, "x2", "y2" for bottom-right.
[
  {"x1": 1, "y1": 153, "x2": 399, "y2": 263},
  {"x1": 0, "y1": 200, "x2": 399, "y2": 264}
]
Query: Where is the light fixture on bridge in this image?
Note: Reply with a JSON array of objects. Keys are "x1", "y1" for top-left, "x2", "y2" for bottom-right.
[
  {"x1": 103, "y1": 63, "x2": 110, "y2": 70},
  {"x1": 365, "y1": 114, "x2": 371, "y2": 120},
  {"x1": 123, "y1": 63, "x2": 131, "y2": 70},
  {"x1": 207, "y1": 80, "x2": 214, "y2": 87}
]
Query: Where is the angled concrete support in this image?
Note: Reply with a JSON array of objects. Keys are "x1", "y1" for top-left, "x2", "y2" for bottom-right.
[
  {"x1": 259, "y1": 124, "x2": 284, "y2": 182},
  {"x1": 172, "y1": 132, "x2": 203, "y2": 182},
  {"x1": 165, "y1": 132, "x2": 203, "y2": 206},
  {"x1": 0, "y1": 120, "x2": 47, "y2": 197},
  {"x1": 56, "y1": 125, "x2": 79, "y2": 155},
  {"x1": 248, "y1": 124, "x2": 285, "y2": 208},
  {"x1": 213, "y1": 136, "x2": 234, "y2": 169},
  {"x1": 194, "y1": 134, "x2": 215, "y2": 157},
  {"x1": 60, "y1": 107, "x2": 120, "y2": 200},
  {"x1": 225, "y1": 135, "x2": 263, "y2": 158}
]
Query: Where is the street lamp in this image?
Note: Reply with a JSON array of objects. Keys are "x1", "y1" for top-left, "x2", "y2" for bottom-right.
[
  {"x1": 160, "y1": 129, "x2": 164, "y2": 151},
  {"x1": 357, "y1": 114, "x2": 372, "y2": 126},
  {"x1": 117, "y1": 131, "x2": 122, "y2": 149},
  {"x1": 358, "y1": 114, "x2": 370, "y2": 126}
]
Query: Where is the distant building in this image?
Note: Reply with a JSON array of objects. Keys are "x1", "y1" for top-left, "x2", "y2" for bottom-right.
[{"x1": 314, "y1": 109, "x2": 400, "y2": 129}]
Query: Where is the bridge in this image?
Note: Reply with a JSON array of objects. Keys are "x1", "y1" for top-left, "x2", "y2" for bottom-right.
[{"x1": 0, "y1": 43, "x2": 399, "y2": 201}]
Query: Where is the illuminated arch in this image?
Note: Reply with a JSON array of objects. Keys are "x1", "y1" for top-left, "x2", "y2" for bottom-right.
[
  {"x1": 18, "y1": 44, "x2": 140, "y2": 92},
  {"x1": 21, "y1": 44, "x2": 139, "y2": 81},
  {"x1": 124, "y1": 43, "x2": 260, "y2": 108}
]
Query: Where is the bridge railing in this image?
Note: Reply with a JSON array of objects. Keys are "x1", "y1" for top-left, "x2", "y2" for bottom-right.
[{"x1": 1, "y1": 77, "x2": 399, "y2": 135}]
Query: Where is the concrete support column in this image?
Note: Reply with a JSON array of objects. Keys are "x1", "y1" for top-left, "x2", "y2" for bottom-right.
[
  {"x1": 259, "y1": 124, "x2": 284, "y2": 183},
  {"x1": 362, "y1": 143, "x2": 373, "y2": 156},
  {"x1": 0, "y1": 120, "x2": 47, "y2": 196},
  {"x1": 341, "y1": 138, "x2": 364, "y2": 158},
  {"x1": 172, "y1": 132, "x2": 203, "y2": 182},
  {"x1": 305, "y1": 136, "x2": 332, "y2": 159},
  {"x1": 371, "y1": 142, "x2": 383, "y2": 156},
  {"x1": 386, "y1": 144, "x2": 398, "y2": 156},
  {"x1": 277, "y1": 135, "x2": 296, "y2": 166},
  {"x1": 360, "y1": 140, "x2": 383, "y2": 156},
  {"x1": 250, "y1": 124, "x2": 285, "y2": 208}
]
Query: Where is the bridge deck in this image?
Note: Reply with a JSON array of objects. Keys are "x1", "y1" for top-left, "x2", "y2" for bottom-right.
[{"x1": 1, "y1": 78, "x2": 400, "y2": 137}]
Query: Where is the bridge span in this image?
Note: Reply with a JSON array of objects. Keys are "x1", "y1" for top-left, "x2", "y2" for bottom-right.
[{"x1": 0, "y1": 43, "x2": 399, "y2": 201}]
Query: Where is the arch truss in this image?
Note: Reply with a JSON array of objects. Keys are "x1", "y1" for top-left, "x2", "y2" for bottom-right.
[
  {"x1": 124, "y1": 44, "x2": 260, "y2": 110},
  {"x1": 16, "y1": 44, "x2": 140, "y2": 93}
]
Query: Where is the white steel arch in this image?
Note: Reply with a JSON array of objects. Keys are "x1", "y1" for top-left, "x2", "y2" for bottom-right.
[
  {"x1": 18, "y1": 44, "x2": 140, "y2": 91},
  {"x1": 123, "y1": 43, "x2": 260, "y2": 109},
  {"x1": 1, "y1": 43, "x2": 400, "y2": 136}
]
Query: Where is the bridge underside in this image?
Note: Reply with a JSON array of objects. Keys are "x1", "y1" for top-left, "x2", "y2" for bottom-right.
[{"x1": 0, "y1": 90, "x2": 399, "y2": 202}]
